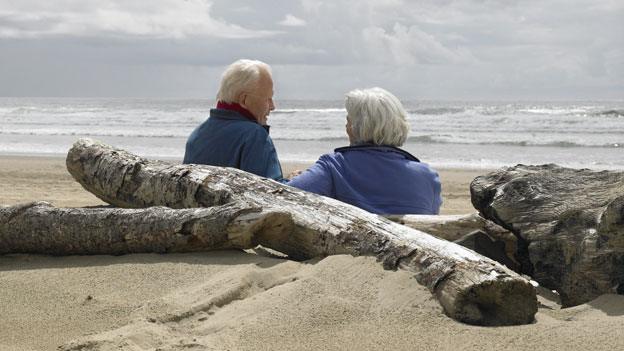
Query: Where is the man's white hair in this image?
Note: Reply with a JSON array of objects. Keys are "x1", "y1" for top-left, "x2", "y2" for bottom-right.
[
  {"x1": 345, "y1": 87, "x2": 410, "y2": 146},
  {"x1": 217, "y1": 59, "x2": 272, "y2": 103}
]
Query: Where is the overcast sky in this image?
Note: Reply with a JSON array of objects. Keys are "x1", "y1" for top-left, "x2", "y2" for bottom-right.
[{"x1": 1, "y1": 0, "x2": 622, "y2": 100}]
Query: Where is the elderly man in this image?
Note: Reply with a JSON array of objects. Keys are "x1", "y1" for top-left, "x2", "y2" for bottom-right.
[
  {"x1": 288, "y1": 87, "x2": 442, "y2": 215},
  {"x1": 183, "y1": 59, "x2": 283, "y2": 180}
]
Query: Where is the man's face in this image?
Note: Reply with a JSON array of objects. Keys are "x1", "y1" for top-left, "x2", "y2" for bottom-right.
[{"x1": 241, "y1": 70, "x2": 275, "y2": 125}]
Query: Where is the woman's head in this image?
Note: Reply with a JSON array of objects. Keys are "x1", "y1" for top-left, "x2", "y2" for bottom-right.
[{"x1": 345, "y1": 87, "x2": 410, "y2": 146}]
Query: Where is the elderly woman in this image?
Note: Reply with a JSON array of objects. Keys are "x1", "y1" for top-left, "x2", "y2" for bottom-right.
[{"x1": 287, "y1": 87, "x2": 442, "y2": 215}]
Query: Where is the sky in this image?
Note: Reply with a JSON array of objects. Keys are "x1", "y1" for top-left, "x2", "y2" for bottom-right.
[{"x1": 0, "y1": 0, "x2": 622, "y2": 100}]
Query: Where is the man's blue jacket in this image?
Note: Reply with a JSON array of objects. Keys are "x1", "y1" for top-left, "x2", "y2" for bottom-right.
[
  {"x1": 287, "y1": 145, "x2": 442, "y2": 215},
  {"x1": 183, "y1": 108, "x2": 283, "y2": 180}
]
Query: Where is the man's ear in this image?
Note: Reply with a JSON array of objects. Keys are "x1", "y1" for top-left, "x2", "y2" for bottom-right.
[{"x1": 237, "y1": 92, "x2": 248, "y2": 108}]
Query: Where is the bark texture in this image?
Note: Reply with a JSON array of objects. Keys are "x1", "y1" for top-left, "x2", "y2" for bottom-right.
[
  {"x1": 61, "y1": 138, "x2": 537, "y2": 325},
  {"x1": 0, "y1": 202, "x2": 253, "y2": 255},
  {"x1": 386, "y1": 213, "x2": 519, "y2": 271},
  {"x1": 471, "y1": 164, "x2": 624, "y2": 306}
]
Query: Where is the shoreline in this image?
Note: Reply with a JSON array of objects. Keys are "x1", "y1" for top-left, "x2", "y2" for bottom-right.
[
  {"x1": 0, "y1": 154, "x2": 483, "y2": 214},
  {"x1": 0, "y1": 152, "x2": 501, "y2": 171}
]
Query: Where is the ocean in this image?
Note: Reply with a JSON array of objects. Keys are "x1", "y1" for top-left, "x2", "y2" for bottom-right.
[{"x1": 1, "y1": 97, "x2": 623, "y2": 170}]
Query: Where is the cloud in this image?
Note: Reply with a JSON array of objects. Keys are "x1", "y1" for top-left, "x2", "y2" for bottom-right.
[
  {"x1": 0, "y1": 0, "x2": 621, "y2": 99},
  {"x1": 278, "y1": 14, "x2": 306, "y2": 27},
  {"x1": 0, "y1": 0, "x2": 279, "y2": 39},
  {"x1": 362, "y1": 23, "x2": 476, "y2": 65}
]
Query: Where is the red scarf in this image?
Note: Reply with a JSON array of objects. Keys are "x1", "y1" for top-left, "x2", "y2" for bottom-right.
[{"x1": 216, "y1": 101, "x2": 257, "y2": 123}]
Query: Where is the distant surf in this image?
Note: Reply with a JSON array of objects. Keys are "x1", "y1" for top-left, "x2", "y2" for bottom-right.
[{"x1": 1, "y1": 97, "x2": 623, "y2": 170}]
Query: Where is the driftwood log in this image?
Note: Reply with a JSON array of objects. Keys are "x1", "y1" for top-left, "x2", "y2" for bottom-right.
[
  {"x1": 471, "y1": 164, "x2": 624, "y2": 307},
  {"x1": 387, "y1": 213, "x2": 520, "y2": 271},
  {"x1": 58, "y1": 138, "x2": 538, "y2": 325},
  {"x1": 0, "y1": 201, "x2": 264, "y2": 255},
  {"x1": 0, "y1": 207, "x2": 537, "y2": 327},
  {"x1": 2, "y1": 138, "x2": 536, "y2": 326}
]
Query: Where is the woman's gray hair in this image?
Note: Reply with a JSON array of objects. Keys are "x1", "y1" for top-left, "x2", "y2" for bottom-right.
[
  {"x1": 345, "y1": 87, "x2": 410, "y2": 146},
  {"x1": 217, "y1": 59, "x2": 272, "y2": 103}
]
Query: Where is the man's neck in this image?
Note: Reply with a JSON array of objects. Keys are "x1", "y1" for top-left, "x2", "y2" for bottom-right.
[{"x1": 216, "y1": 101, "x2": 257, "y2": 123}]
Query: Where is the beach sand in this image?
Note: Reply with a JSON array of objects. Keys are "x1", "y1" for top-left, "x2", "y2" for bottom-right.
[
  {"x1": 0, "y1": 155, "x2": 480, "y2": 214},
  {"x1": 1, "y1": 155, "x2": 623, "y2": 350}
]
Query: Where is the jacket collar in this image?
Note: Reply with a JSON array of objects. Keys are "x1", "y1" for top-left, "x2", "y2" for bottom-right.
[
  {"x1": 216, "y1": 101, "x2": 257, "y2": 122},
  {"x1": 210, "y1": 108, "x2": 271, "y2": 134},
  {"x1": 334, "y1": 144, "x2": 420, "y2": 162}
]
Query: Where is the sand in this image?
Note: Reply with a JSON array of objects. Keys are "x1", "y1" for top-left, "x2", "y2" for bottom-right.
[
  {"x1": 1, "y1": 155, "x2": 623, "y2": 350},
  {"x1": 0, "y1": 155, "x2": 480, "y2": 214}
]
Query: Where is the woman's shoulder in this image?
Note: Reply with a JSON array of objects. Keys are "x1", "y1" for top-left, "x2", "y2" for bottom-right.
[
  {"x1": 410, "y1": 160, "x2": 440, "y2": 175},
  {"x1": 316, "y1": 150, "x2": 352, "y2": 167}
]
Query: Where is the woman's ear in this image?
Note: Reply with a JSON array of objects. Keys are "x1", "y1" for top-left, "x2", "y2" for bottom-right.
[{"x1": 346, "y1": 117, "x2": 355, "y2": 144}]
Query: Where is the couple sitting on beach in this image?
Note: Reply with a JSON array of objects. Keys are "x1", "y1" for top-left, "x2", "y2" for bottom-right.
[{"x1": 183, "y1": 59, "x2": 442, "y2": 215}]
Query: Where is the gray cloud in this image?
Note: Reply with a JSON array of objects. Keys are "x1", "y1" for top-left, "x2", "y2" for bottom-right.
[
  {"x1": 0, "y1": 0, "x2": 621, "y2": 99},
  {"x1": 0, "y1": 0, "x2": 279, "y2": 39},
  {"x1": 362, "y1": 23, "x2": 477, "y2": 65}
]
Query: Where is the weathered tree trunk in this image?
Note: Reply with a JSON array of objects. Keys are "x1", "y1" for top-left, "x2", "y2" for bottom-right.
[
  {"x1": 386, "y1": 213, "x2": 519, "y2": 271},
  {"x1": 0, "y1": 201, "x2": 254, "y2": 255},
  {"x1": 471, "y1": 164, "x2": 624, "y2": 307},
  {"x1": 60, "y1": 138, "x2": 537, "y2": 325}
]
